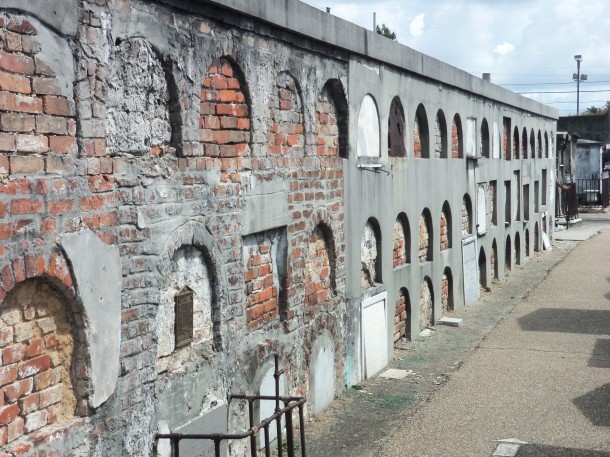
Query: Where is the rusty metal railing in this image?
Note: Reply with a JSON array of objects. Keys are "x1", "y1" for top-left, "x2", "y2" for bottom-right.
[{"x1": 156, "y1": 355, "x2": 306, "y2": 457}]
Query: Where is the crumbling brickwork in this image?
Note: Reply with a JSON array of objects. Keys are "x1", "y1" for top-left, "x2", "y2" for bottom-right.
[
  {"x1": 419, "y1": 278, "x2": 433, "y2": 329},
  {"x1": 393, "y1": 289, "x2": 408, "y2": 342}
]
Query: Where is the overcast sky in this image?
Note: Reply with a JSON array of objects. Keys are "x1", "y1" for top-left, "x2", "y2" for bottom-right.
[{"x1": 301, "y1": 0, "x2": 610, "y2": 116}]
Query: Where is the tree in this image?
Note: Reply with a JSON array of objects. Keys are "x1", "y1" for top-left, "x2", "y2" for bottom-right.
[
  {"x1": 376, "y1": 24, "x2": 397, "y2": 41},
  {"x1": 582, "y1": 102, "x2": 610, "y2": 116}
]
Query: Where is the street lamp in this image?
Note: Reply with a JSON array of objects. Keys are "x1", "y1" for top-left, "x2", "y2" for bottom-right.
[{"x1": 573, "y1": 54, "x2": 588, "y2": 115}]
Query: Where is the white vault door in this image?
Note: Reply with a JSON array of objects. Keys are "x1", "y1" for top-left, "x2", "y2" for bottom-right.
[{"x1": 361, "y1": 292, "x2": 388, "y2": 379}]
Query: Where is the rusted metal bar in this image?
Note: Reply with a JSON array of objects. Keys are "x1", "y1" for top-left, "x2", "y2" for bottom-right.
[
  {"x1": 214, "y1": 438, "x2": 221, "y2": 457},
  {"x1": 285, "y1": 401, "x2": 294, "y2": 457},
  {"x1": 299, "y1": 404, "x2": 307, "y2": 457},
  {"x1": 274, "y1": 354, "x2": 284, "y2": 457},
  {"x1": 248, "y1": 399, "x2": 256, "y2": 457},
  {"x1": 172, "y1": 437, "x2": 180, "y2": 457},
  {"x1": 264, "y1": 425, "x2": 271, "y2": 457}
]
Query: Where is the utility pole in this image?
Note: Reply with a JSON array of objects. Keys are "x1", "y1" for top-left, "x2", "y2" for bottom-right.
[
  {"x1": 373, "y1": 12, "x2": 376, "y2": 31},
  {"x1": 573, "y1": 55, "x2": 587, "y2": 115}
]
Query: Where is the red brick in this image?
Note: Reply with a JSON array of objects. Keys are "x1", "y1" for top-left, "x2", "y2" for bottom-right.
[
  {"x1": 15, "y1": 133, "x2": 47, "y2": 152},
  {"x1": 31, "y1": 77, "x2": 60, "y2": 95},
  {"x1": 2, "y1": 345, "x2": 25, "y2": 365},
  {"x1": 36, "y1": 115, "x2": 67, "y2": 134},
  {"x1": 10, "y1": 198, "x2": 43, "y2": 215},
  {"x1": 43, "y1": 96, "x2": 73, "y2": 116},
  {"x1": 25, "y1": 338, "x2": 45, "y2": 358},
  {"x1": 6, "y1": 416, "x2": 23, "y2": 442},
  {"x1": 38, "y1": 384, "x2": 61, "y2": 408},
  {"x1": 4, "y1": 378, "x2": 33, "y2": 403},
  {"x1": 0, "y1": 71, "x2": 30, "y2": 94},
  {"x1": 1, "y1": 113, "x2": 35, "y2": 132},
  {"x1": 48, "y1": 199, "x2": 73, "y2": 215},
  {"x1": 0, "y1": 366, "x2": 17, "y2": 388},
  {"x1": 0, "y1": 133, "x2": 15, "y2": 152},
  {"x1": 0, "y1": 91, "x2": 42, "y2": 113},
  {"x1": 24, "y1": 253, "x2": 45, "y2": 278},
  {"x1": 9, "y1": 156, "x2": 44, "y2": 174},
  {"x1": 0, "y1": 426, "x2": 6, "y2": 446},
  {"x1": 48, "y1": 135, "x2": 77, "y2": 154},
  {"x1": 18, "y1": 354, "x2": 50, "y2": 379},
  {"x1": 0, "y1": 404, "x2": 19, "y2": 425},
  {"x1": 0, "y1": 51, "x2": 34, "y2": 75},
  {"x1": 6, "y1": 18, "x2": 37, "y2": 35},
  {"x1": 12, "y1": 257, "x2": 25, "y2": 283},
  {"x1": 0, "y1": 222, "x2": 12, "y2": 240},
  {"x1": 19, "y1": 392, "x2": 38, "y2": 414},
  {"x1": 33, "y1": 368, "x2": 59, "y2": 391}
]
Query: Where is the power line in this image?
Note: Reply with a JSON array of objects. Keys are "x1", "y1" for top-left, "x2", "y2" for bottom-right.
[
  {"x1": 518, "y1": 89, "x2": 610, "y2": 94},
  {"x1": 500, "y1": 81, "x2": 610, "y2": 86}
]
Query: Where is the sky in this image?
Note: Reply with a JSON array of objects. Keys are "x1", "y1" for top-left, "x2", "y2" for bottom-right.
[{"x1": 300, "y1": 0, "x2": 610, "y2": 116}]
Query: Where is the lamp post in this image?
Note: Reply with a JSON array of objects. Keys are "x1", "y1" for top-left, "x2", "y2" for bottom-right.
[{"x1": 573, "y1": 55, "x2": 588, "y2": 115}]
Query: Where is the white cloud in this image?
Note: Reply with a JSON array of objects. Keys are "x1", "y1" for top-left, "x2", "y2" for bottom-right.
[
  {"x1": 493, "y1": 42, "x2": 515, "y2": 56},
  {"x1": 409, "y1": 13, "x2": 425, "y2": 37}
]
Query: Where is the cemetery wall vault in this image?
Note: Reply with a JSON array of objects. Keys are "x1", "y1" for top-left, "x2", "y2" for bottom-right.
[{"x1": 0, "y1": 0, "x2": 556, "y2": 455}]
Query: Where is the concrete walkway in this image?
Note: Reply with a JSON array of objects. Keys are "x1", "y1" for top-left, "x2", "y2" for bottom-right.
[{"x1": 377, "y1": 229, "x2": 610, "y2": 456}]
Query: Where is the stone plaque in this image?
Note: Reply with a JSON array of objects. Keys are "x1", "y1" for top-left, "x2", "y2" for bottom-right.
[
  {"x1": 175, "y1": 286, "x2": 194, "y2": 348},
  {"x1": 462, "y1": 236, "x2": 479, "y2": 306},
  {"x1": 176, "y1": 404, "x2": 228, "y2": 457}
]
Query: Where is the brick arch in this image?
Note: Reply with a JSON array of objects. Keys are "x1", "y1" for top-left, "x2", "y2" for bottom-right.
[
  {"x1": 441, "y1": 267, "x2": 453, "y2": 313},
  {"x1": 156, "y1": 221, "x2": 226, "y2": 351},
  {"x1": 388, "y1": 96, "x2": 406, "y2": 158},
  {"x1": 304, "y1": 221, "x2": 337, "y2": 306},
  {"x1": 491, "y1": 238, "x2": 499, "y2": 279},
  {"x1": 513, "y1": 125, "x2": 520, "y2": 159},
  {"x1": 461, "y1": 193, "x2": 473, "y2": 236},
  {"x1": 393, "y1": 212, "x2": 411, "y2": 267},
  {"x1": 451, "y1": 114, "x2": 463, "y2": 158},
  {"x1": 394, "y1": 287, "x2": 411, "y2": 341},
  {"x1": 418, "y1": 208, "x2": 433, "y2": 262},
  {"x1": 305, "y1": 206, "x2": 342, "y2": 282},
  {"x1": 440, "y1": 201, "x2": 452, "y2": 250},
  {"x1": 200, "y1": 56, "x2": 251, "y2": 158},
  {"x1": 268, "y1": 71, "x2": 305, "y2": 157},
  {"x1": 435, "y1": 109, "x2": 448, "y2": 158},
  {"x1": 414, "y1": 104, "x2": 429, "y2": 158},
  {"x1": 0, "y1": 250, "x2": 91, "y2": 445},
  {"x1": 522, "y1": 127, "x2": 528, "y2": 159},
  {"x1": 530, "y1": 128, "x2": 536, "y2": 159},
  {"x1": 419, "y1": 276, "x2": 434, "y2": 329},
  {"x1": 317, "y1": 79, "x2": 348, "y2": 158}
]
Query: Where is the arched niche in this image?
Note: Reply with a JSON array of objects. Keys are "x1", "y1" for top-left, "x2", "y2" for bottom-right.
[
  {"x1": 418, "y1": 209, "x2": 433, "y2": 262},
  {"x1": 441, "y1": 267, "x2": 453, "y2": 313},
  {"x1": 305, "y1": 223, "x2": 337, "y2": 305},
  {"x1": 419, "y1": 277, "x2": 434, "y2": 330},
  {"x1": 515, "y1": 232, "x2": 521, "y2": 265},
  {"x1": 357, "y1": 94, "x2": 380, "y2": 159},
  {"x1": 388, "y1": 96, "x2": 406, "y2": 158},
  {"x1": 440, "y1": 201, "x2": 452, "y2": 250},
  {"x1": 107, "y1": 37, "x2": 174, "y2": 155},
  {"x1": 491, "y1": 239, "x2": 499, "y2": 280},
  {"x1": 478, "y1": 246, "x2": 487, "y2": 288},
  {"x1": 414, "y1": 104, "x2": 429, "y2": 158},
  {"x1": 530, "y1": 128, "x2": 535, "y2": 159},
  {"x1": 513, "y1": 126, "x2": 520, "y2": 159},
  {"x1": 451, "y1": 114, "x2": 463, "y2": 158},
  {"x1": 462, "y1": 194, "x2": 473, "y2": 237},
  {"x1": 505, "y1": 235, "x2": 512, "y2": 272},
  {"x1": 269, "y1": 71, "x2": 304, "y2": 157},
  {"x1": 522, "y1": 128, "x2": 528, "y2": 158},
  {"x1": 394, "y1": 288, "x2": 411, "y2": 342},
  {"x1": 393, "y1": 213, "x2": 411, "y2": 268},
  {"x1": 434, "y1": 110, "x2": 448, "y2": 158},
  {"x1": 254, "y1": 358, "x2": 286, "y2": 447},
  {"x1": 309, "y1": 331, "x2": 335, "y2": 414},
  {"x1": 480, "y1": 118, "x2": 490, "y2": 158},
  {"x1": 361, "y1": 218, "x2": 382, "y2": 288},
  {"x1": 317, "y1": 79, "x2": 348, "y2": 158}
]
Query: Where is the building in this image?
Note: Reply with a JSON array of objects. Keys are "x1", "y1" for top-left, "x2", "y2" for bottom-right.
[{"x1": 0, "y1": 0, "x2": 556, "y2": 455}]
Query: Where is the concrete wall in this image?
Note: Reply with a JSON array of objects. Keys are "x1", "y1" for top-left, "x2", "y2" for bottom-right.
[{"x1": 0, "y1": 0, "x2": 556, "y2": 455}]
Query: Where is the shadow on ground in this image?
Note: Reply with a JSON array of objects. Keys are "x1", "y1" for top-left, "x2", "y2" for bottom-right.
[
  {"x1": 589, "y1": 339, "x2": 610, "y2": 368},
  {"x1": 516, "y1": 444, "x2": 610, "y2": 456},
  {"x1": 517, "y1": 309, "x2": 610, "y2": 335},
  {"x1": 572, "y1": 383, "x2": 610, "y2": 428}
]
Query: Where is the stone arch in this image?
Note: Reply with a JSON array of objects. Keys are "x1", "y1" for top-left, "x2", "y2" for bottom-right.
[
  {"x1": 394, "y1": 288, "x2": 411, "y2": 342},
  {"x1": 440, "y1": 201, "x2": 452, "y2": 250},
  {"x1": 441, "y1": 267, "x2": 453, "y2": 313},
  {"x1": 357, "y1": 94, "x2": 380, "y2": 158},
  {"x1": 388, "y1": 96, "x2": 406, "y2": 158},
  {"x1": 461, "y1": 194, "x2": 473, "y2": 237},
  {"x1": 534, "y1": 222, "x2": 540, "y2": 252},
  {"x1": 522, "y1": 127, "x2": 528, "y2": 159},
  {"x1": 530, "y1": 128, "x2": 536, "y2": 159},
  {"x1": 419, "y1": 277, "x2": 434, "y2": 329},
  {"x1": 434, "y1": 109, "x2": 448, "y2": 158},
  {"x1": 361, "y1": 218, "x2": 382, "y2": 288},
  {"x1": 414, "y1": 104, "x2": 429, "y2": 158},
  {"x1": 318, "y1": 79, "x2": 348, "y2": 158},
  {"x1": 515, "y1": 232, "x2": 521, "y2": 265},
  {"x1": 478, "y1": 246, "x2": 487, "y2": 288},
  {"x1": 480, "y1": 118, "x2": 490, "y2": 158},
  {"x1": 491, "y1": 238, "x2": 499, "y2": 280},
  {"x1": 393, "y1": 213, "x2": 411, "y2": 268},
  {"x1": 525, "y1": 228, "x2": 530, "y2": 257},
  {"x1": 305, "y1": 222, "x2": 337, "y2": 306},
  {"x1": 200, "y1": 56, "x2": 251, "y2": 158},
  {"x1": 268, "y1": 71, "x2": 304, "y2": 157},
  {"x1": 505, "y1": 235, "x2": 512, "y2": 272},
  {"x1": 513, "y1": 125, "x2": 520, "y2": 159},
  {"x1": 537, "y1": 130, "x2": 543, "y2": 158},
  {"x1": 544, "y1": 131, "x2": 549, "y2": 158},
  {"x1": 418, "y1": 209, "x2": 433, "y2": 262},
  {"x1": 107, "y1": 37, "x2": 174, "y2": 156},
  {"x1": 451, "y1": 114, "x2": 463, "y2": 158},
  {"x1": 156, "y1": 222, "x2": 225, "y2": 359}
]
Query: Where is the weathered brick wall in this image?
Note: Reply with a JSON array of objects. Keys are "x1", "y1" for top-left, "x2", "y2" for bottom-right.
[
  {"x1": 451, "y1": 116, "x2": 461, "y2": 158},
  {"x1": 418, "y1": 213, "x2": 431, "y2": 262},
  {"x1": 434, "y1": 113, "x2": 442, "y2": 158},
  {"x1": 419, "y1": 278, "x2": 433, "y2": 329},
  {"x1": 461, "y1": 196, "x2": 471, "y2": 236},
  {"x1": 413, "y1": 114, "x2": 421, "y2": 159},
  {"x1": 440, "y1": 272, "x2": 450, "y2": 314},
  {"x1": 393, "y1": 289, "x2": 408, "y2": 342},
  {"x1": 440, "y1": 210, "x2": 449, "y2": 251},
  {"x1": 392, "y1": 220, "x2": 406, "y2": 268}
]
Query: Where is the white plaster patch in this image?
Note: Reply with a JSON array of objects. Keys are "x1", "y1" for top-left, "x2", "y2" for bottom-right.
[{"x1": 357, "y1": 95, "x2": 380, "y2": 158}]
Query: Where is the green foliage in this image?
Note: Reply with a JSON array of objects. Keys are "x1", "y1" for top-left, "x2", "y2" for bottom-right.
[
  {"x1": 582, "y1": 102, "x2": 610, "y2": 116},
  {"x1": 376, "y1": 24, "x2": 397, "y2": 41}
]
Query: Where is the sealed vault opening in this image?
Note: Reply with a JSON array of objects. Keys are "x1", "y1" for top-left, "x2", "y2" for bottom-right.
[{"x1": 361, "y1": 292, "x2": 388, "y2": 379}]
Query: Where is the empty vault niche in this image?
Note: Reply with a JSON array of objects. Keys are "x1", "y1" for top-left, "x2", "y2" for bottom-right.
[
  {"x1": 392, "y1": 213, "x2": 410, "y2": 268},
  {"x1": 243, "y1": 229, "x2": 287, "y2": 327},
  {"x1": 157, "y1": 246, "x2": 215, "y2": 371},
  {"x1": 419, "y1": 277, "x2": 433, "y2": 330},
  {"x1": 305, "y1": 224, "x2": 336, "y2": 306},
  {"x1": 361, "y1": 219, "x2": 381, "y2": 288}
]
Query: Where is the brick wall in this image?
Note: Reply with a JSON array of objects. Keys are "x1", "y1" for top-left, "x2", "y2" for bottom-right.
[
  {"x1": 419, "y1": 278, "x2": 433, "y2": 330},
  {"x1": 434, "y1": 113, "x2": 442, "y2": 158},
  {"x1": 304, "y1": 226, "x2": 332, "y2": 306},
  {"x1": 418, "y1": 213, "x2": 430, "y2": 262},
  {"x1": 392, "y1": 219, "x2": 406, "y2": 268},
  {"x1": 393, "y1": 289, "x2": 408, "y2": 342},
  {"x1": 413, "y1": 115, "x2": 422, "y2": 159},
  {"x1": 244, "y1": 236, "x2": 279, "y2": 329},
  {"x1": 268, "y1": 72, "x2": 304, "y2": 157},
  {"x1": 451, "y1": 117, "x2": 460, "y2": 158},
  {"x1": 440, "y1": 272, "x2": 450, "y2": 313},
  {"x1": 440, "y1": 210, "x2": 449, "y2": 251}
]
